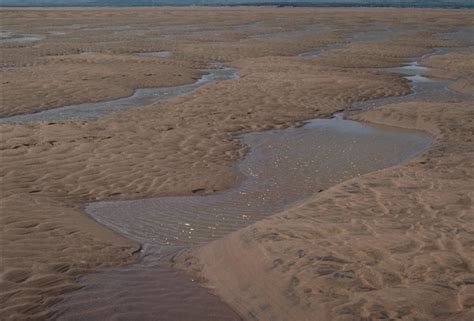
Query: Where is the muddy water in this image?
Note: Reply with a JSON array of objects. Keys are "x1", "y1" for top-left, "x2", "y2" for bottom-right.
[{"x1": 0, "y1": 67, "x2": 238, "y2": 124}]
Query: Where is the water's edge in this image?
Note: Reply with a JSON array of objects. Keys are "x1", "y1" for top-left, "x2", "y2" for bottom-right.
[{"x1": 0, "y1": 67, "x2": 239, "y2": 124}]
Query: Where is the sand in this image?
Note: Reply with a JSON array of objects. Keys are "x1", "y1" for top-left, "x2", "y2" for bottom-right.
[
  {"x1": 425, "y1": 51, "x2": 474, "y2": 95},
  {"x1": 178, "y1": 101, "x2": 474, "y2": 321},
  {"x1": 1, "y1": 7, "x2": 473, "y2": 321}
]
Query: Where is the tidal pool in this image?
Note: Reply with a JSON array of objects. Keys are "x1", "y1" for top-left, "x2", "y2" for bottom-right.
[
  {"x1": 87, "y1": 114, "x2": 431, "y2": 245},
  {"x1": 0, "y1": 31, "x2": 42, "y2": 44},
  {"x1": 0, "y1": 67, "x2": 238, "y2": 124},
  {"x1": 134, "y1": 50, "x2": 172, "y2": 57}
]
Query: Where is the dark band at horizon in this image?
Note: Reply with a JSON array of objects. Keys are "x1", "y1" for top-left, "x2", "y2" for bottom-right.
[{"x1": 1, "y1": 0, "x2": 473, "y2": 9}]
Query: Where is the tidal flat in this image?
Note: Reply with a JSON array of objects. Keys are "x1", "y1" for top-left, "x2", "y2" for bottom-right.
[{"x1": 1, "y1": 7, "x2": 473, "y2": 321}]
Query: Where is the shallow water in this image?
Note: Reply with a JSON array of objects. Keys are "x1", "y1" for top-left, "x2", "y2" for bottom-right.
[
  {"x1": 134, "y1": 50, "x2": 173, "y2": 57},
  {"x1": 53, "y1": 48, "x2": 464, "y2": 321},
  {"x1": 54, "y1": 83, "x2": 434, "y2": 321},
  {"x1": 386, "y1": 61, "x2": 429, "y2": 75},
  {"x1": 79, "y1": 51, "x2": 96, "y2": 55},
  {"x1": 0, "y1": 32, "x2": 42, "y2": 44},
  {"x1": 353, "y1": 48, "x2": 474, "y2": 111},
  {"x1": 48, "y1": 31, "x2": 67, "y2": 36},
  {"x1": 54, "y1": 246, "x2": 242, "y2": 321},
  {"x1": 52, "y1": 33, "x2": 471, "y2": 320},
  {"x1": 88, "y1": 114, "x2": 431, "y2": 245},
  {"x1": 0, "y1": 67, "x2": 238, "y2": 124},
  {"x1": 64, "y1": 23, "x2": 88, "y2": 30}
]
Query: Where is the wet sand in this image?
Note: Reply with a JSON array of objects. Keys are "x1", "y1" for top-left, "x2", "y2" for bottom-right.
[
  {"x1": 53, "y1": 41, "x2": 461, "y2": 320},
  {"x1": 53, "y1": 247, "x2": 243, "y2": 321},
  {"x1": 53, "y1": 115, "x2": 432, "y2": 319},
  {"x1": 1, "y1": 7, "x2": 474, "y2": 321},
  {"x1": 182, "y1": 99, "x2": 474, "y2": 321},
  {"x1": 86, "y1": 115, "x2": 431, "y2": 246}
]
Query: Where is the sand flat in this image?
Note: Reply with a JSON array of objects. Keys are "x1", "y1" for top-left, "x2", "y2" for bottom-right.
[
  {"x1": 179, "y1": 101, "x2": 474, "y2": 321},
  {"x1": 1, "y1": 7, "x2": 473, "y2": 321}
]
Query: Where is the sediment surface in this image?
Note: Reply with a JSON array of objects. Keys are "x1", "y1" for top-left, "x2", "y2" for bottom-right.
[
  {"x1": 179, "y1": 101, "x2": 474, "y2": 321},
  {"x1": 1, "y1": 7, "x2": 473, "y2": 321}
]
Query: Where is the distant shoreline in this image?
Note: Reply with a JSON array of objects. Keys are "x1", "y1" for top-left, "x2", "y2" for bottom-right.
[{"x1": 1, "y1": 2, "x2": 473, "y2": 9}]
